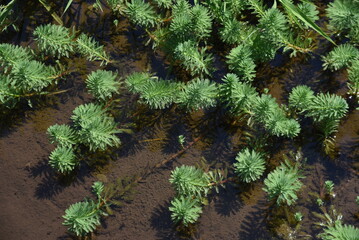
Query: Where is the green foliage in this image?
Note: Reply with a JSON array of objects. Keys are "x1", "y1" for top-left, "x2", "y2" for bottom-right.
[
  {"x1": 289, "y1": 86, "x2": 348, "y2": 138},
  {"x1": 126, "y1": 72, "x2": 182, "y2": 109},
  {"x1": 307, "y1": 93, "x2": 348, "y2": 122},
  {"x1": 63, "y1": 179, "x2": 135, "y2": 236},
  {"x1": 178, "y1": 135, "x2": 185, "y2": 148},
  {"x1": 348, "y1": 60, "x2": 359, "y2": 95},
  {"x1": 288, "y1": 85, "x2": 315, "y2": 112},
  {"x1": 0, "y1": 0, "x2": 18, "y2": 32},
  {"x1": 76, "y1": 33, "x2": 110, "y2": 65},
  {"x1": 125, "y1": 72, "x2": 154, "y2": 93},
  {"x1": 263, "y1": 161, "x2": 303, "y2": 206},
  {"x1": 319, "y1": 221, "x2": 359, "y2": 240},
  {"x1": 323, "y1": 44, "x2": 359, "y2": 71},
  {"x1": 259, "y1": 8, "x2": 289, "y2": 41},
  {"x1": 170, "y1": 165, "x2": 210, "y2": 198},
  {"x1": 140, "y1": 78, "x2": 181, "y2": 109},
  {"x1": 296, "y1": 2, "x2": 319, "y2": 29},
  {"x1": 219, "y1": 73, "x2": 258, "y2": 115},
  {"x1": 86, "y1": 70, "x2": 120, "y2": 101},
  {"x1": 152, "y1": 0, "x2": 172, "y2": 9},
  {"x1": 324, "y1": 180, "x2": 334, "y2": 196},
  {"x1": 176, "y1": 78, "x2": 217, "y2": 111},
  {"x1": 49, "y1": 146, "x2": 77, "y2": 173},
  {"x1": 327, "y1": 0, "x2": 359, "y2": 42},
  {"x1": 11, "y1": 60, "x2": 57, "y2": 92},
  {"x1": 251, "y1": 94, "x2": 301, "y2": 138},
  {"x1": 234, "y1": 148, "x2": 265, "y2": 183},
  {"x1": 219, "y1": 19, "x2": 254, "y2": 45},
  {"x1": 0, "y1": 74, "x2": 18, "y2": 107},
  {"x1": 0, "y1": 43, "x2": 34, "y2": 70},
  {"x1": 34, "y1": 24, "x2": 75, "y2": 58},
  {"x1": 71, "y1": 103, "x2": 121, "y2": 151},
  {"x1": 47, "y1": 124, "x2": 77, "y2": 147},
  {"x1": 204, "y1": 0, "x2": 246, "y2": 23},
  {"x1": 124, "y1": 0, "x2": 157, "y2": 28},
  {"x1": 294, "y1": 212, "x2": 303, "y2": 222},
  {"x1": 226, "y1": 44, "x2": 256, "y2": 82},
  {"x1": 279, "y1": 0, "x2": 334, "y2": 44},
  {"x1": 63, "y1": 200, "x2": 101, "y2": 236},
  {"x1": 174, "y1": 41, "x2": 213, "y2": 77},
  {"x1": 169, "y1": 196, "x2": 202, "y2": 226},
  {"x1": 190, "y1": 5, "x2": 212, "y2": 40}
]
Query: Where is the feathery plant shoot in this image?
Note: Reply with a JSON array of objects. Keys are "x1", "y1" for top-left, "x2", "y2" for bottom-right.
[
  {"x1": 170, "y1": 165, "x2": 211, "y2": 198},
  {"x1": 169, "y1": 196, "x2": 202, "y2": 227},
  {"x1": 34, "y1": 24, "x2": 75, "y2": 58},
  {"x1": 234, "y1": 148, "x2": 266, "y2": 183},
  {"x1": 71, "y1": 103, "x2": 121, "y2": 151},
  {"x1": 86, "y1": 70, "x2": 120, "y2": 101},
  {"x1": 263, "y1": 161, "x2": 304, "y2": 206}
]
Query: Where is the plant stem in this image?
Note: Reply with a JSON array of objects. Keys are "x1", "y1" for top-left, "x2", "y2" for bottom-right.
[{"x1": 38, "y1": 0, "x2": 64, "y2": 25}]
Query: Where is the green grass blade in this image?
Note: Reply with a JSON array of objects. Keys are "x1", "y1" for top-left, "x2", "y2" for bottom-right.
[
  {"x1": 62, "y1": 0, "x2": 73, "y2": 17},
  {"x1": 38, "y1": 0, "x2": 63, "y2": 25},
  {"x1": 279, "y1": 0, "x2": 336, "y2": 45}
]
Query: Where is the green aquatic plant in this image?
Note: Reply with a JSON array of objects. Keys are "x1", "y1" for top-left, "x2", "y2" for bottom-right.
[
  {"x1": 324, "y1": 180, "x2": 335, "y2": 198},
  {"x1": 124, "y1": 0, "x2": 158, "y2": 28},
  {"x1": 323, "y1": 44, "x2": 359, "y2": 71},
  {"x1": 0, "y1": 43, "x2": 34, "y2": 70},
  {"x1": 11, "y1": 60, "x2": 58, "y2": 92},
  {"x1": 125, "y1": 72, "x2": 154, "y2": 93},
  {"x1": 49, "y1": 146, "x2": 78, "y2": 173},
  {"x1": 307, "y1": 93, "x2": 348, "y2": 123},
  {"x1": 294, "y1": 212, "x2": 303, "y2": 222},
  {"x1": 319, "y1": 221, "x2": 359, "y2": 240},
  {"x1": 263, "y1": 161, "x2": 303, "y2": 206},
  {"x1": 0, "y1": 0, "x2": 18, "y2": 32},
  {"x1": 139, "y1": 78, "x2": 181, "y2": 109},
  {"x1": 288, "y1": 85, "x2": 315, "y2": 112},
  {"x1": 289, "y1": 86, "x2": 348, "y2": 140},
  {"x1": 63, "y1": 200, "x2": 101, "y2": 237},
  {"x1": 168, "y1": 164, "x2": 226, "y2": 227},
  {"x1": 233, "y1": 148, "x2": 265, "y2": 183},
  {"x1": 86, "y1": 70, "x2": 120, "y2": 101},
  {"x1": 327, "y1": 0, "x2": 359, "y2": 42},
  {"x1": 47, "y1": 124, "x2": 77, "y2": 147},
  {"x1": 174, "y1": 41, "x2": 213, "y2": 77},
  {"x1": 76, "y1": 33, "x2": 111, "y2": 65},
  {"x1": 169, "y1": 196, "x2": 202, "y2": 227},
  {"x1": 63, "y1": 182, "x2": 108, "y2": 237},
  {"x1": 219, "y1": 73, "x2": 258, "y2": 115},
  {"x1": 176, "y1": 78, "x2": 217, "y2": 111},
  {"x1": 152, "y1": 0, "x2": 172, "y2": 9},
  {"x1": 219, "y1": 19, "x2": 249, "y2": 45},
  {"x1": 170, "y1": 165, "x2": 210, "y2": 198},
  {"x1": 178, "y1": 135, "x2": 185, "y2": 148},
  {"x1": 34, "y1": 24, "x2": 75, "y2": 58},
  {"x1": 348, "y1": 60, "x2": 359, "y2": 96},
  {"x1": 125, "y1": 72, "x2": 181, "y2": 109},
  {"x1": 226, "y1": 44, "x2": 256, "y2": 82},
  {"x1": 251, "y1": 94, "x2": 301, "y2": 138},
  {"x1": 71, "y1": 103, "x2": 121, "y2": 151}
]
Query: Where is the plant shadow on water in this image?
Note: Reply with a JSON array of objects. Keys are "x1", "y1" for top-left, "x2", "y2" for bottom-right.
[
  {"x1": 27, "y1": 158, "x2": 88, "y2": 200},
  {"x1": 214, "y1": 184, "x2": 244, "y2": 217},
  {"x1": 150, "y1": 200, "x2": 179, "y2": 240}
]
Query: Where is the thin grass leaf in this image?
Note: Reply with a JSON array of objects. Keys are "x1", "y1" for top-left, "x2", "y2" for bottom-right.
[
  {"x1": 279, "y1": 0, "x2": 336, "y2": 45},
  {"x1": 38, "y1": 0, "x2": 64, "y2": 25},
  {"x1": 62, "y1": 0, "x2": 73, "y2": 17}
]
